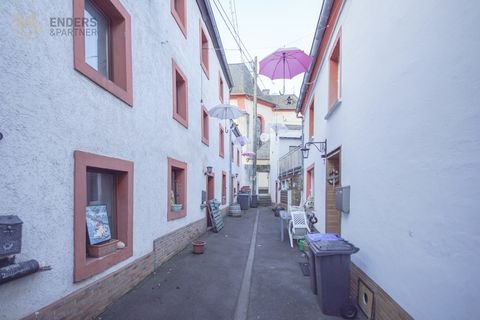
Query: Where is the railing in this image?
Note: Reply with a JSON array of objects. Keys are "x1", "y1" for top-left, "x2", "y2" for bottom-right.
[{"x1": 278, "y1": 146, "x2": 302, "y2": 177}]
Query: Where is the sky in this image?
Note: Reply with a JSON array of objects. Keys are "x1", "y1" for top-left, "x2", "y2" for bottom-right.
[{"x1": 211, "y1": 0, "x2": 324, "y2": 96}]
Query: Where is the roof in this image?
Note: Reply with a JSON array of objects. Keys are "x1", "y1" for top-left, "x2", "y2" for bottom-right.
[
  {"x1": 229, "y1": 63, "x2": 297, "y2": 110},
  {"x1": 196, "y1": 0, "x2": 233, "y2": 88},
  {"x1": 296, "y1": 0, "x2": 336, "y2": 113}
]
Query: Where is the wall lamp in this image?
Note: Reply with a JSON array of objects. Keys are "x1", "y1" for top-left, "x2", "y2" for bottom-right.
[
  {"x1": 301, "y1": 139, "x2": 327, "y2": 159},
  {"x1": 204, "y1": 166, "x2": 213, "y2": 175}
]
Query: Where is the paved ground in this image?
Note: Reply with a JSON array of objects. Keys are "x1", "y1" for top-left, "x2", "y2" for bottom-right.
[{"x1": 98, "y1": 207, "x2": 361, "y2": 320}]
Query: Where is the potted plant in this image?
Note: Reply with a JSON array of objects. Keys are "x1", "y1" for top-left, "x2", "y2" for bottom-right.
[{"x1": 170, "y1": 190, "x2": 183, "y2": 211}]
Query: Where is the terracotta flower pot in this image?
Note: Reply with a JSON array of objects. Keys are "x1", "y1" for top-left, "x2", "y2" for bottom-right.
[{"x1": 192, "y1": 240, "x2": 206, "y2": 254}]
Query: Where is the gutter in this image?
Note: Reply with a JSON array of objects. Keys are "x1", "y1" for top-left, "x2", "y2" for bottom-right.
[
  {"x1": 296, "y1": 0, "x2": 334, "y2": 113},
  {"x1": 197, "y1": 0, "x2": 234, "y2": 88}
]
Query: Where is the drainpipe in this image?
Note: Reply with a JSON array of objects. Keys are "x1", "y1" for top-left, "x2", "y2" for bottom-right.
[{"x1": 297, "y1": 112, "x2": 305, "y2": 204}]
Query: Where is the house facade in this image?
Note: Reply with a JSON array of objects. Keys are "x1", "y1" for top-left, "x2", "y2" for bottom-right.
[
  {"x1": 298, "y1": 0, "x2": 480, "y2": 319},
  {"x1": 229, "y1": 63, "x2": 300, "y2": 205},
  {"x1": 0, "y1": 0, "x2": 236, "y2": 319}
]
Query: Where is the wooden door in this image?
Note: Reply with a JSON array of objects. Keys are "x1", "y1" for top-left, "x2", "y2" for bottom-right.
[
  {"x1": 206, "y1": 175, "x2": 215, "y2": 227},
  {"x1": 325, "y1": 149, "x2": 341, "y2": 235}
]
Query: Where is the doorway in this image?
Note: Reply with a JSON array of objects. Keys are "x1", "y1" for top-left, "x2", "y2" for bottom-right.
[
  {"x1": 206, "y1": 174, "x2": 215, "y2": 227},
  {"x1": 325, "y1": 148, "x2": 341, "y2": 235}
]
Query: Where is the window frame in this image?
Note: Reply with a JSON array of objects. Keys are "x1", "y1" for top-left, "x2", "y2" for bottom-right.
[
  {"x1": 221, "y1": 171, "x2": 227, "y2": 205},
  {"x1": 171, "y1": 0, "x2": 187, "y2": 38},
  {"x1": 201, "y1": 105, "x2": 209, "y2": 145},
  {"x1": 167, "y1": 158, "x2": 188, "y2": 221},
  {"x1": 219, "y1": 125, "x2": 225, "y2": 158},
  {"x1": 309, "y1": 100, "x2": 315, "y2": 139},
  {"x1": 74, "y1": 150, "x2": 133, "y2": 282},
  {"x1": 328, "y1": 33, "x2": 342, "y2": 109},
  {"x1": 237, "y1": 149, "x2": 240, "y2": 167},
  {"x1": 219, "y1": 73, "x2": 224, "y2": 103},
  {"x1": 306, "y1": 164, "x2": 315, "y2": 201},
  {"x1": 200, "y1": 22, "x2": 209, "y2": 78},
  {"x1": 172, "y1": 60, "x2": 188, "y2": 128},
  {"x1": 73, "y1": 0, "x2": 133, "y2": 106}
]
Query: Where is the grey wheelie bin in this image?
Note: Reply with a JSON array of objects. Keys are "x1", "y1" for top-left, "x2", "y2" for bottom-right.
[
  {"x1": 309, "y1": 239, "x2": 359, "y2": 318},
  {"x1": 238, "y1": 192, "x2": 250, "y2": 210},
  {"x1": 305, "y1": 233, "x2": 342, "y2": 295}
]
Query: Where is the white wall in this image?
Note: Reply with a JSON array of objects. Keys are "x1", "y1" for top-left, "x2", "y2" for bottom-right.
[
  {"x1": 0, "y1": 1, "x2": 232, "y2": 319},
  {"x1": 303, "y1": 1, "x2": 480, "y2": 319}
]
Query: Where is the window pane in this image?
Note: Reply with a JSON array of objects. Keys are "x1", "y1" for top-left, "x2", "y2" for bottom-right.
[
  {"x1": 87, "y1": 171, "x2": 116, "y2": 238},
  {"x1": 85, "y1": 0, "x2": 110, "y2": 78}
]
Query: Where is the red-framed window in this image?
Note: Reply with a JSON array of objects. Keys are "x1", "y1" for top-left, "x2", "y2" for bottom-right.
[
  {"x1": 200, "y1": 23, "x2": 209, "y2": 77},
  {"x1": 201, "y1": 106, "x2": 209, "y2": 145},
  {"x1": 73, "y1": 0, "x2": 133, "y2": 106},
  {"x1": 73, "y1": 150, "x2": 133, "y2": 282},
  {"x1": 171, "y1": 0, "x2": 187, "y2": 37},
  {"x1": 221, "y1": 171, "x2": 227, "y2": 205},
  {"x1": 172, "y1": 60, "x2": 188, "y2": 128},
  {"x1": 309, "y1": 100, "x2": 315, "y2": 138},
  {"x1": 168, "y1": 158, "x2": 188, "y2": 221},
  {"x1": 329, "y1": 35, "x2": 341, "y2": 109},
  {"x1": 219, "y1": 73, "x2": 224, "y2": 103},
  {"x1": 237, "y1": 149, "x2": 240, "y2": 167},
  {"x1": 219, "y1": 125, "x2": 224, "y2": 158}
]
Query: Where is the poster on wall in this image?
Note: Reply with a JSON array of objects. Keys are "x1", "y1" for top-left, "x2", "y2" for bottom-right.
[{"x1": 86, "y1": 205, "x2": 112, "y2": 245}]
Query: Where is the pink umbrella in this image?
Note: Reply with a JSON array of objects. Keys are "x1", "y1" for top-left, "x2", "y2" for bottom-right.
[
  {"x1": 242, "y1": 151, "x2": 256, "y2": 157},
  {"x1": 259, "y1": 47, "x2": 311, "y2": 94}
]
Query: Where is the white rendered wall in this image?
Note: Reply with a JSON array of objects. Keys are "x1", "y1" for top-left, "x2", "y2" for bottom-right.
[
  {"x1": 304, "y1": 1, "x2": 480, "y2": 319},
  {"x1": 0, "y1": 1, "x2": 232, "y2": 319}
]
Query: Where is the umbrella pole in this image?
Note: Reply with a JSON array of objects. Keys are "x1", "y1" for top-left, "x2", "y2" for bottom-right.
[
  {"x1": 282, "y1": 54, "x2": 285, "y2": 95},
  {"x1": 252, "y1": 57, "x2": 258, "y2": 198}
]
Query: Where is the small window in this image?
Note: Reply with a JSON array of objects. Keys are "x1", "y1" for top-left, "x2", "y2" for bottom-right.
[
  {"x1": 173, "y1": 60, "x2": 188, "y2": 128},
  {"x1": 221, "y1": 171, "x2": 227, "y2": 205},
  {"x1": 73, "y1": 0, "x2": 133, "y2": 106},
  {"x1": 201, "y1": 106, "x2": 209, "y2": 145},
  {"x1": 168, "y1": 158, "x2": 187, "y2": 221},
  {"x1": 329, "y1": 36, "x2": 341, "y2": 109},
  {"x1": 84, "y1": 1, "x2": 109, "y2": 78},
  {"x1": 74, "y1": 151, "x2": 133, "y2": 282},
  {"x1": 231, "y1": 142, "x2": 234, "y2": 163},
  {"x1": 237, "y1": 149, "x2": 240, "y2": 167},
  {"x1": 171, "y1": 0, "x2": 186, "y2": 37},
  {"x1": 219, "y1": 74, "x2": 224, "y2": 103},
  {"x1": 306, "y1": 165, "x2": 315, "y2": 201},
  {"x1": 309, "y1": 101, "x2": 315, "y2": 138},
  {"x1": 200, "y1": 24, "x2": 209, "y2": 77},
  {"x1": 219, "y1": 125, "x2": 224, "y2": 158}
]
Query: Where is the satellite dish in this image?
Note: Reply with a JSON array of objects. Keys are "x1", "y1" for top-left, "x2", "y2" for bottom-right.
[{"x1": 260, "y1": 133, "x2": 270, "y2": 142}]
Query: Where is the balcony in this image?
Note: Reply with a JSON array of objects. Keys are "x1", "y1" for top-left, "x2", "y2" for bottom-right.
[{"x1": 278, "y1": 146, "x2": 302, "y2": 177}]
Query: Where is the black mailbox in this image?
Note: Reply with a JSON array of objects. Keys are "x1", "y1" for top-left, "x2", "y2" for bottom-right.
[{"x1": 0, "y1": 215, "x2": 23, "y2": 256}]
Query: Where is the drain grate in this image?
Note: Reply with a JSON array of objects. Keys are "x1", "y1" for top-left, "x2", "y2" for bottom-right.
[{"x1": 298, "y1": 262, "x2": 310, "y2": 276}]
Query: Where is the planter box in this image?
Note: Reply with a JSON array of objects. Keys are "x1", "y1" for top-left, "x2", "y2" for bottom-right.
[{"x1": 87, "y1": 239, "x2": 119, "y2": 258}]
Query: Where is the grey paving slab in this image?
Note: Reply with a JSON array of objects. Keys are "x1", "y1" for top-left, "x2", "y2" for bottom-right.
[{"x1": 98, "y1": 207, "x2": 364, "y2": 320}]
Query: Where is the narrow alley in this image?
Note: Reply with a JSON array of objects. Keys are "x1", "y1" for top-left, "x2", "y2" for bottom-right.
[{"x1": 98, "y1": 207, "x2": 344, "y2": 320}]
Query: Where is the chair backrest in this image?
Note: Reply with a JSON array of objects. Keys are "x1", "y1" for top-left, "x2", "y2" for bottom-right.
[
  {"x1": 290, "y1": 211, "x2": 309, "y2": 229},
  {"x1": 288, "y1": 205, "x2": 304, "y2": 212}
]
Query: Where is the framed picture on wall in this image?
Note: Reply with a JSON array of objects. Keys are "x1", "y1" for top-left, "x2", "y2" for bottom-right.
[{"x1": 86, "y1": 204, "x2": 112, "y2": 245}]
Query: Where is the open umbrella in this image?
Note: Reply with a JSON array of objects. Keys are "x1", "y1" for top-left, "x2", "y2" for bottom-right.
[
  {"x1": 234, "y1": 136, "x2": 249, "y2": 146},
  {"x1": 268, "y1": 123, "x2": 288, "y2": 134},
  {"x1": 259, "y1": 47, "x2": 311, "y2": 94},
  {"x1": 208, "y1": 104, "x2": 245, "y2": 132},
  {"x1": 242, "y1": 151, "x2": 256, "y2": 157}
]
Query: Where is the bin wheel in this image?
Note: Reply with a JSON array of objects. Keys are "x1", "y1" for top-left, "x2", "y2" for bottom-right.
[{"x1": 340, "y1": 304, "x2": 357, "y2": 319}]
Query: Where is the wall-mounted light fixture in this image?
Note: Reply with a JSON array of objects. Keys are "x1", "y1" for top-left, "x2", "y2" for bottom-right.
[
  {"x1": 301, "y1": 139, "x2": 327, "y2": 159},
  {"x1": 0, "y1": 132, "x2": 3, "y2": 141},
  {"x1": 204, "y1": 166, "x2": 213, "y2": 175}
]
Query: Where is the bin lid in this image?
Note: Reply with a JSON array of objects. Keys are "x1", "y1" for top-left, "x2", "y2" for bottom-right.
[
  {"x1": 306, "y1": 233, "x2": 342, "y2": 243},
  {"x1": 309, "y1": 239, "x2": 359, "y2": 256},
  {"x1": 0, "y1": 215, "x2": 23, "y2": 225}
]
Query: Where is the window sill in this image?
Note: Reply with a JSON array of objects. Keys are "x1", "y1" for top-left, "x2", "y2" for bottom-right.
[
  {"x1": 173, "y1": 113, "x2": 188, "y2": 128},
  {"x1": 168, "y1": 209, "x2": 187, "y2": 221},
  {"x1": 324, "y1": 100, "x2": 342, "y2": 120},
  {"x1": 202, "y1": 138, "x2": 209, "y2": 146}
]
